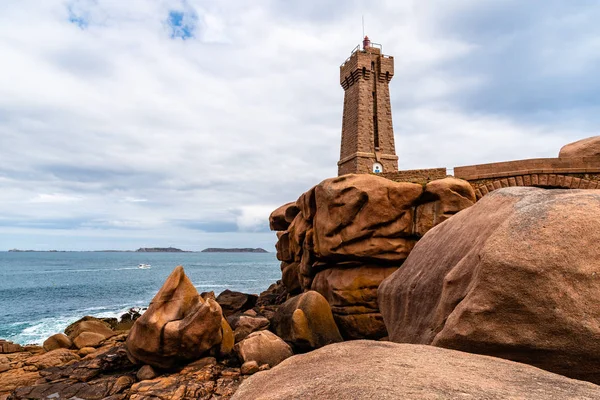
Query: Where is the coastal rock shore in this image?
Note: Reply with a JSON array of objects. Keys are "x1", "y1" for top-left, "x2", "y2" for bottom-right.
[
  {"x1": 3, "y1": 164, "x2": 600, "y2": 398},
  {"x1": 0, "y1": 268, "x2": 291, "y2": 400}
]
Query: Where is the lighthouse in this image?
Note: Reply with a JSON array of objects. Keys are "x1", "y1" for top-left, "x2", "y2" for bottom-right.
[{"x1": 338, "y1": 37, "x2": 398, "y2": 175}]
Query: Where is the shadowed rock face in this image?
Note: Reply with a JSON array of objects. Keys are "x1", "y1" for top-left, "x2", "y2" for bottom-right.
[
  {"x1": 270, "y1": 174, "x2": 476, "y2": 339},
  {"x1": 126, "y1": 266, "x2": 224, "y2": 369},
  {"x1": 379, "y1": 187, "x2": 600, "y2": 384},
  {"x1": 311, "y1": 266, "x2": 397, "y2": 339},
  {"x1": 232, "y1": 341, "x2": 600, "y2": 400},
  {"x1": 559, "y1": 135, "x2": 600, "y2": 158},
  {"x1": 271, "y1": 291, "x2": 342, "y2": 351}
]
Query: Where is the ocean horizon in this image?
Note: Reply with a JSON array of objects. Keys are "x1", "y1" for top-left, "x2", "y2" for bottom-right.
[{"x1": 0, "y1": 251, "x2": 280, "y2": 345}]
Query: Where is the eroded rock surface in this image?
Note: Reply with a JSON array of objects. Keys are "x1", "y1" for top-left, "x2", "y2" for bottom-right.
[
  {"x1": 232, "y1": 341, "x2": 600, "y2": 400},
  {"x1": 270, "y1": 174, "x2": 475, "y2": 339},
  {"x1": 379, "y1": 187, "x2": 600, "y2": 384},
  {"x1": 311, "y1": 266, "x2": 397, "y2": 339},
  {"x1": 126, "y1": 266, "x2": 224, "y2": 369}
]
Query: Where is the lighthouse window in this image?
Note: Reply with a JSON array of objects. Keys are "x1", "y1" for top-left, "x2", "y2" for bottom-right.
[
  {"x1": 371, "y1": 61, "x2": 375, "y2": 71},
  {"x1": 362, "y1": 67, "x2": 366, "y2": 78},
  {"x1": 386, "y1": 71, "x2": 389, "y2": 80}
]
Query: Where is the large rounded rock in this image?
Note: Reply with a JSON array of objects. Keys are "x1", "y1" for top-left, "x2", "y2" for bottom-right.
[
  {"x1": 232, "y1": 341, "x2": 600, "y2": 400},
  {"x1": 415, "y1": 177, "x2": 476, "y2": 236},
  {"x1": 271, "y1": 291, "x2": 342, "y2": 350},
  {"x1": 379, "y1": 187, "x2": 600, "y2": 384},
  {"x1": 43, "y1": 333, "x2": 72, "y2": 352},
  {"x1": 311, "y1": 266, "x2": 398, "y2": 339},
  {"x1": 559, "y1": 135, "x2": 600, "y2": 158},
  {"x1": 234, "y1": 330, "x2": 292, "y2": 368},
  {"x1": 64, "y1": 317, "x2": 115, "y2": 349},
  {"x1": 126, "y1": 266, "x2": 224, "y2": 368}
]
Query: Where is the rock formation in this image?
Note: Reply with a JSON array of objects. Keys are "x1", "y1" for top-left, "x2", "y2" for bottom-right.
[
  {"x1": 271, "y1": 291, "x2": 343, "y2": 351},
  {"x1": 216, "y1": 290, "x2": 258, "y2": 317},
  {"x1": 270, "y1": 174, "x2": 475, "y2": 339},
  {"x1": 232, "y1": 341, "x2": 600, "y2": 400},
  {"x1": 234, "y1": 330, "x2": 293, "y2": 368},
  {"x1": 42, "y1": 334, "x2": 72, "y2": 352},
  {"x1": 65, "y1": 317, "x2": 116, "y2": 349},
  {"x1": 559, "y1": 135, "x2": 600, "y2": 158},
  {"x1": 126, "y1": 266, "x2": 224, "y2": 368},
  {"x1": 379, "y1": 187, "x2": 600, "y2": 384}
]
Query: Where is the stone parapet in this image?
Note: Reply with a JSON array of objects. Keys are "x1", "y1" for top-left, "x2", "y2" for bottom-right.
[{"x1": 454, "y1": 157, "x2": 600, "y2": 181}]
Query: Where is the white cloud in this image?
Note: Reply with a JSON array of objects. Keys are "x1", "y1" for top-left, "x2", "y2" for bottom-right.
[
  {"x1": 235, "y1": 205, "x2": 278, "y2": 232},
  {"x1": 0, "y1": 0, "x2": 598, "y2": 250},
  {"x1": 29, "y1": 194, "x2": 83, "y2": 204}
]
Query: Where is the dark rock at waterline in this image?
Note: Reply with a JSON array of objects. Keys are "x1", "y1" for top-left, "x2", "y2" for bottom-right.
[
  {"x1": 256, "y1": 280, "x2": 288, "y2": 307},
  {"x1": 216, "y1": 290, "x2": 258, "y2": 317}
]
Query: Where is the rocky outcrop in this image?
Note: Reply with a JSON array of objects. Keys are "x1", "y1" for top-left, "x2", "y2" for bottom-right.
[
  {"x1": 234, "y1": 331, "x2": 292, "y2": 368},
  {"x1": 129, "y1": 357, "x2": 242, "y2": 399},
  {"x1": 270, "y1": 174, "x2": 475, "y2": 339},
  {"x1": 126, "y1": 266, "x2": 224, "y2": 369},
  {"x1": 9, "y1": 345, "x2": 136, "y2": 400},
  {"x1": 4, "y1": 337, "x2": 241, "y2": 400},
  {"x1": 271, "y1": 291, "x2": 342, "y2": 351},
  {"x1": 24, "y1": 348, "x2": 80, "y2": 370},
  {"x1": 232, "y1": 341, "x2": 600, "y2": 400},
  {"x1": 379, "y1": 187, "x2": 600, "y2": 384},
  {"x1": 0, "y1": 341, "x2": 23, "y2": 354},
  {"x1": 559, "y1": 135, "x2": 600, "y2": 158}
]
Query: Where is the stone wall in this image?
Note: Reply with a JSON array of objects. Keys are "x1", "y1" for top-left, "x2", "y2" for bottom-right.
[
  {"x1": 377, "y1": 157, "x2": 600, "y2": 199},
  {"x1": 380, "y1": 168, "x2": 447, "y2": 184}
]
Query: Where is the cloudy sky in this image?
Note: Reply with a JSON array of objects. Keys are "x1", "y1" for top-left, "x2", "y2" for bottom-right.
[{"x1": 1, "y1": 0, "x2": 599, "y2": 251}]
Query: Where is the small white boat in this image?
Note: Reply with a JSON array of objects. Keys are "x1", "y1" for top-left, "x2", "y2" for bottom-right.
[{"x1": 138, "y1": 263, "x2": 151, "y2": 269}]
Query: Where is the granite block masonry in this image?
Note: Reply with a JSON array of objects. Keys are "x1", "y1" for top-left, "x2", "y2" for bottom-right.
[{"x1": 338, "y1": 36, "x2": 398, "y2": 176}]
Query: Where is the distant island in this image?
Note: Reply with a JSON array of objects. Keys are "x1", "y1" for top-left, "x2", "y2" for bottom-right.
[
  {"x1": 8, "y1": 249, "x2": 63, "y2": 252},
  {"x1": 136, "y1": 247, "x2": 188, "y2": 253},
  {"x1": 6, "y1": 247, "x2": 267, "y2": 253},
  {"x1": 201, "y1": 248, "x2": 268, "y2": 253}
]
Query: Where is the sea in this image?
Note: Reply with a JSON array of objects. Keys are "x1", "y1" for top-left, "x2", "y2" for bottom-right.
[{"x1": 0, "y1": 251, "x2": 280, "y2": 345}]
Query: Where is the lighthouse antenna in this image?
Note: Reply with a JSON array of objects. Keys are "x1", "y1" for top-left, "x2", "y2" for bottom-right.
[{"x1": 362, "y1": 15, "x2": 365, "y2": 38}]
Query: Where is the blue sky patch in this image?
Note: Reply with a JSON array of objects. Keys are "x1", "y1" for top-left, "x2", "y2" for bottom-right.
[
  {"x1": 67, "y1": 5, "x2": 89, "y2": 29},
  {"x1": 167, "y1": 9, "x2": 197, "y2": 39}
]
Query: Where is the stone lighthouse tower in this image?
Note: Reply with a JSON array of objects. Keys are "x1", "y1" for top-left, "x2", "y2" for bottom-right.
[{"x1": 338, "y1": 36, "x2": 398, "y2": 176}]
